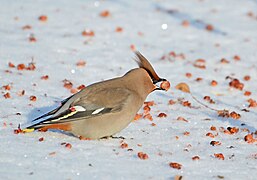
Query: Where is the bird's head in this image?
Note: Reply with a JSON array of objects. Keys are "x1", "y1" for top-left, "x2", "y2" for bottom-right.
[
  {"x1": 123, "y1": 52, "x2": 168, "y2": 100},
  {"x1": 134, "y1": 51, "x2": 168, "y2": 92}
]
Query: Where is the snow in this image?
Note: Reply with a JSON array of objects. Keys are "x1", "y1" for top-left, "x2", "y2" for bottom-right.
[{"x1": 1, "y1": 0, "x2": 257, "y2": 179}]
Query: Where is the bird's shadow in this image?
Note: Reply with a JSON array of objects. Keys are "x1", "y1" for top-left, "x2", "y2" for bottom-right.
[
  {"x1": 27, "y1": 101, "x2": 60, "y2": 123},
  {"x1": 25, "y1": 98, "x2": 77, "y2": 137}
]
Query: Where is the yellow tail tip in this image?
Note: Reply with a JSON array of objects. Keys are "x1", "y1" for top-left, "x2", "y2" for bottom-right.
[{"x1": 22, "y1": 128, "x2": 35, "y2": 133}]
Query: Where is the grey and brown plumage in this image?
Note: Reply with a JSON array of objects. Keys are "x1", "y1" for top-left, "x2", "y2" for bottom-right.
[{"x1": 23, "y1": 52, "x2": 168, "y2": 139}]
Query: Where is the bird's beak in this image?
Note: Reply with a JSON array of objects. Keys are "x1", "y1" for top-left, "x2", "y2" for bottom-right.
[{"x1": 153, "y1": 78, "x2": 167, "y2": 91}]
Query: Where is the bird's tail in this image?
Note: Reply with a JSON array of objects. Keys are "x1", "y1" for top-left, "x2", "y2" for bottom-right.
[
  {"x1": 20, "y1": 121, "x2": 46, "y2": 133},
  {"x1": 15, "y1": 124, "x2": 35, "y2": 134},
  {"x1": 21, "y1": 120, "x2": 72, "y2": 133},
  {"x1": 22, "y1": 128, "x2": 35, "y2": 133}
]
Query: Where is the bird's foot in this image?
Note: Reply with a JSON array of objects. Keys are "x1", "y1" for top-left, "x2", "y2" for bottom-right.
[
  {"x1": 100, "y1": 135, "x2": 126, "y2": 140},
  {"x1": 110, "y1": 135, "x2": 126, "y2": 139}
]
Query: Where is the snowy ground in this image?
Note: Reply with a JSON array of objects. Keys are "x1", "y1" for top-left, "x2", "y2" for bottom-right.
[{"x1": 1, "y1": 0, "x2": 257, "y2": 179}]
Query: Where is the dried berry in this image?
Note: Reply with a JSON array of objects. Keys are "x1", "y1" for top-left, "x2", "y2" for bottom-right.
[
  {"x1": 22, "y1": 25, "x2": 32, "y2": 30},
  {"x1": 39, "y1": 15, "x2": 48, "y2": 21},
  {"x1": 195, "y1": 77, "x2": 203, "y2": 82},
  {"x1": 138, "y1": 152, "x2": 149, "y2": 160},
  {"x1": 63, "y1": 79, "x2": 73, "y2": 89},
  {"x1": 100, "y1": 10, "x2": 110, "y2": 17},
  {"x1": 211, "y1": 80, "x2": 218, "y2": 86},
  {"x1": 144, "y1": 101, "x2": 155, "y2": 106},
  {"x1": 244, "y1": 134, "x2": 256, "y2": 143},
  {"x1": 29, "y1": 96, "x2": 37, "y2": 101},
  {"x1": 214, "y1": 153, "x2": 225, "y2": 160},
  {"x1": 120, "y1": 143, "x2": 128, "y2": 149},
  {"x1": 206, "y1": 24, "x2": 214, "y2": 31},
  {"x1": 160, "y1": 81, "x2": 170, "y2": 91},
  {"x1": 3, "y1": 92, "x2": 11, "y2": 99},
  {"x1": 49, "y1": 152, "x2": 56, "y2": 156},
  {"x1": 182, "y1": 101, "x2": 191, "y2": 107},
  {"x1": 115, "y1": 27, "x2": 123, "y2": 32},
  {"x1": 65, "y1": 143, "x2": 72, "y2": 149},
  {"x1": 229, "y1": 111, "x2": 241, "y2": 119},
  {"x1": 182, "y1": 20, "x2": 190, "y2": 27},
  {"x1": 185, "y1": 73, "x2": 192, "y2": 78},
  {"x1": 77, "y1": 84, "x2": 86, "y2": 90},
  {"x1": 158, "y1": 113, "x2": 167, "y2": 118},
  {"x1": 193, "y1": 59, "x2": 206, "y2": 69},
  {"x1": 82, "y1": 30, "x2": 95, "y2": 37},
  {"x1": 217, "y1": 110, "x2": 230, "y2": 118},
  {"x1": 14, "y1": 125, "x2": 23, "y2": 134},
  {"x1": 29, "y1": 36, "x2": 37, "y2": 42},
  {"x1": 70, "y1": 88, "x2": 78, "y2": 94},
  {"x1": 14, "y1": 129, "x2": 22, "y2": 134},
  {"x1": 206, "y1": 132, "x2": 215, "y2": 138},
  {"x1": 204, "y1": 96, "x2": 215, "y2": 104},
  {"x1": 8, "y1": 62, "x2": 15, "y2": 68},
  {"x1": 248, "y1": 99, "x2": 257, "y2": 108},
  {"x1": 244, "y1": 75, "x2": 250, "y2": 81},
  {"x1": 79, "y1": 136, "x2": 91, "y2": 140},
  {"x1": 26, "y1": 62, "x2": 36, "y2": 70},
  {"x1": 210, "y1": 141, "x2": 221, "y2": 146},
  {"x1": 130, "y1": 44, "x2": 136, "y2": 51},
  {"x1": 168, "y1": 100, "x2": 176, "y2": 105},
  {"x1": 229, "y1": 79, "x2": 244, "y2": 90},
  {"x1": 151, "y1": 123, "x2": 156, "y2": 126},
  {"x1": 244, "y1": 91, "x2": 251, "y2": 96},
  {"x1": 143, "y1": 105, "x2": 151, "y2": 114},
  {"x1": 76, "y1": 60, "x2": 86, "y2": 67},
  {"x1": 169, "y1": 162, "x2": 182, "y2": 169},
  {"x1": 134, "y1": 113, "x2": 142, "y2": 121},
  {"x1": 233, "y1": 55, "x2": 241, "y2": 61},
  {"x1": 227, "y1": 127, "x2": 239, "y2": 134},
  {"x1": 41, "y1": 75, "x2": 49, "y2": 80},
  {"x1": 183, "y1": 131, "x2": 190, "y2": 136},
  {"x1": 143, "y1": 114, "x2": 153, "y2": 121},
  {"x1": 210, "y1": 126, "x2": 217, "y2": 131},
  {"x1": 177, "y1": 116, "x2": 188, "y2": 122},
  {"x1": 220, "y1": 58, "x2": 229, "y2": 64},
  {"x1": 17, "y1": 64, "x2": 26, "y2": 70},
  {"x1": 204, "y1": 96, "x2": 211, "y2": 101},
  {"x1": 3, "y1": 84, "x2": 11, "y2": 91},
  {"x1": 192, "y1": 156, "x2": 200, "y2": 160}
]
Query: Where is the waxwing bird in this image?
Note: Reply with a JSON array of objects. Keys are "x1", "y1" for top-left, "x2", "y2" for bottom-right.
[{"x1": 22, "y1": 52, "x2": 168, "y2": 139}]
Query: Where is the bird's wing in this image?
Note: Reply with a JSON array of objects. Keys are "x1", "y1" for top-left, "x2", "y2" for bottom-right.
[
  {"x1": 31, "y1": 94, "x2": 76, "y2": 122},
  {"x1": 26, "y1": 87, "x2": 131, "y2": 130}
]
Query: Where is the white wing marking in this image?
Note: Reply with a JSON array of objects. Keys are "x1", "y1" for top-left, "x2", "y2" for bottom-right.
[
  {"x1": 92, "y1": 107, "x2": 105, "y2": 115},
  {"x1": 73, "y1": 105, "x2": 86, "y2": 112}
]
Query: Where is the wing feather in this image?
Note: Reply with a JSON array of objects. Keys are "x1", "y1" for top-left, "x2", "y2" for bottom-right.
[
  {"x1": 26, "y1": 87, "x2": 131, "y2": 130},
  {"x1": 32, "y1": 94, "x2": 76, "y2": 122}
]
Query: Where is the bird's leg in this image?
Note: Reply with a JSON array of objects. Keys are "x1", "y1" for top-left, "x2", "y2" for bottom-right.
[
  {"x1": 110, "y1": 135, "x2": 126, "y2": 139},
  {"x1": 100, "y1": 136, "x2": 110, "y2": 140}
]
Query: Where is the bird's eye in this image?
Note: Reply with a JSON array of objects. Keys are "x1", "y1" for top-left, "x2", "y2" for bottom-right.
[{"x1": 152, "y1": 79, "x2": 158, "y2": 84}]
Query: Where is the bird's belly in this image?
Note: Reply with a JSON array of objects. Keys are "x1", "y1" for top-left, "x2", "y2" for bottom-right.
[{"x1": 70, "y1": 111, "x2": 136, "y2": 139}]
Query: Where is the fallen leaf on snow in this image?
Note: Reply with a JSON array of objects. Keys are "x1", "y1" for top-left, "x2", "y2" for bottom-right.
[{"x1": 175, "y1": 83, "x2": 190, "y2": 93}]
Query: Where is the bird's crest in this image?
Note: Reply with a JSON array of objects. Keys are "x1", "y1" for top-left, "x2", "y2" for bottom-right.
[{"x1": 134, "y1": 51, "x2": 161, "y2": 83}]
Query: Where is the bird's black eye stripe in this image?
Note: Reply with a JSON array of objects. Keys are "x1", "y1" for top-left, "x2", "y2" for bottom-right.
[
  {"x1": 152, "y1": 79, "x2": 158, "y2": 84},
  {"x1": 152, "y1": 78, "x2": 167, "y2": 84}
]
